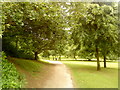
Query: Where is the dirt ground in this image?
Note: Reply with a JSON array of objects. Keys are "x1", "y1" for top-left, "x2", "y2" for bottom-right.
[{"x1": 12, "y1": 60, "x2": 73, "y2": 88}]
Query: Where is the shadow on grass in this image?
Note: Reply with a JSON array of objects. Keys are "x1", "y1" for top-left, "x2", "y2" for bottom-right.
[
  {"x1": 63, "y1": 62, "x2": 118, "y2": 72},
  {"x1": 61, "y1": 59, "x2": 117, "y2": 62},
  {"x1": 68, "y1": 64, "x2": 97, "y2": 72},
  {"x1": 9, "y1": 57, "x2": 57, "y2": 69}
]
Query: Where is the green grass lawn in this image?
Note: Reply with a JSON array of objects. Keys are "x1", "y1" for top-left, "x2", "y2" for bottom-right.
[
  {"x1": 9, "y1": 58, "x2": 45, "y2": 74},
  {"x1": 62, "y1": 60, "x2": 118, "y2": 88}
]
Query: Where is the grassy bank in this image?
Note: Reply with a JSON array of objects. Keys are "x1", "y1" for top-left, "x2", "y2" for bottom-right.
[
  {"x1": 8, "y1": 58, "x2": 49, "y2": 88},
  {"x1": 62, "y1": 61, "x2": 118, "y2": 88},
  {"x1": 9, "y1": 58, "x2": 44, "y2": 74}
]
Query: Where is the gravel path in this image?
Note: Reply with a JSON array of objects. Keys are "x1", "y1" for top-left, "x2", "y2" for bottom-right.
[
  {"x1": 42, "y1": 60, "x2": 73, "y2": 88},
  {"x1": 12, "y1": 59, "x2": 73, "y2": 88}
]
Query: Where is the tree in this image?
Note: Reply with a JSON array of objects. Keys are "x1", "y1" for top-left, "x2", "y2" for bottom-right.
[
  {"x1": 2, "y1": 2, "x2": 66, "y2": 60},
  {"x1": 71, "y1": 3, "x2": 118, "y2": 70},
  {"x1": 92, "y1": 2, "x2": 119, "y2": 68}
]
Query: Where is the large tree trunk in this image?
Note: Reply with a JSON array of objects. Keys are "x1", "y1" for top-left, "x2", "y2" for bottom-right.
[
  {"x1": 34, "y1": 52, "x2": 38, "y2": 60},
  {"x1": 96, "y1": 46, "x2": 100, "y2": 70},
  {"x1": 104, "y1": 55, "x2": 106, "y2": 68}
]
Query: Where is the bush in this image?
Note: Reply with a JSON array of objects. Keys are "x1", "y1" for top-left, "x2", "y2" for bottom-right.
[
  {"x1": 2, "y1": 39, "x2": 34, "y2": 60},
  {"x1": 17, "y1": 50, "x2": 34, "y2": 60},
  {"x1": 107, "y1": 53, "x2": 119, "y2": 60},
  {"x1": 0, "y1": 52, "x2": 25, "y2": 88}
]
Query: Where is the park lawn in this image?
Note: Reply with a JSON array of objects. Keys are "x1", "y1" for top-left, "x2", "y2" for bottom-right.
[
  {"x1": 9, "y1": 58, "x2": 45, "y2": 75},
  {"x1": 62, "y1": 61, "x2": 118, "y2": 88}
]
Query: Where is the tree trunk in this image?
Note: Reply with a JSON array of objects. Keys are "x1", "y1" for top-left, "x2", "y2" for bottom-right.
[
  {"x1": 88, "y1": 59, "x2": 91, "y2": 61},
  {"x1": 16, "y1": 38, "x2": 18, "y2": 49},
  {"x1": 96, "y1": 46, "x2": 100, "y2": 70},
  {"x1": 34, "y1": 52, "x2": 38, "y2": 60},
  {"x1": 73, "y1": 53, "x2": 77, "y2": 60},
  {"x1": 74, "y1": 55, "x2": 77, "y2": 60},
  {"x1": 55, "y1": 56, "x2": 57, "y2": 61},
  {"x1": 104, "y1": 55, "x2": 106, "y2": 68},
  {"x1": 53, "y1": 56, "x2": 54, "y2": 60},
  {"x1": 59, "y1": 55, "x2": 61, "y2": 61}
]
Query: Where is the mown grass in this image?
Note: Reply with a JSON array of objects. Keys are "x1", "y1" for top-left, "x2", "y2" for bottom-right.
[
  {"x1": 9, "y1": 58, "x2": 44, "y2": 73},
  {"x1": 62, "y1": 61, "x2": 118, "y2": 88}
]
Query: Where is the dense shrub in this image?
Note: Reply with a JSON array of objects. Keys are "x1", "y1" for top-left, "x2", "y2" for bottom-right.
[
  {"x1": 0, "y1": 52, "x2": 25, "y2": 88},
  {"x1": 2, "y1": 39, "x2": 34, "y2": 59},
  {"x1": 107, "y1": 54, "x2": 119, "y2": 60},
  {"x1": 17, "y1": 50, "x2": 34, "y2": 60}
]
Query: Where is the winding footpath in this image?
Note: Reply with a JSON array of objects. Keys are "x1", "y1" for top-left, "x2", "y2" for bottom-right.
[
  {"x1": 42, "y1": 60, "x2": 73, "y2": 88},
  {"x1": 12, "y1": 59, "x2": 73, "y2": 88}
]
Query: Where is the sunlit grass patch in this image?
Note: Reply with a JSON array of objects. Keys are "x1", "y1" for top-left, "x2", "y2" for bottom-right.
[{"x1": 62, "y1": 61, "x2": 118, "y2": 88}]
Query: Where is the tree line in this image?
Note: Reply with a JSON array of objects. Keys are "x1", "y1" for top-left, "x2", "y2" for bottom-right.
[{"x1": 2, "y1": 2, "x2": 119, "y2": 70}]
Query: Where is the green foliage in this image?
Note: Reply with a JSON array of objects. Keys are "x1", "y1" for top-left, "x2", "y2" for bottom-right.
[
  {"x1": 2, "y1": 2, "x2": 67, "y2": 60},
  {"x1": 70, "y1": 2, "x2": 118, "y2": 69},
  {"x1": 42, "y1": 50, "x2": 50, "y2": 58},
  {"x1": 2, "y1": 2, "x2": 119, "y2": 68},
  {"x1": 1, "y1": 52, "x2": 25, "y2": 88},
  {"x1": 2, "y1": 39, "x2": 34, "y2": 59}
]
